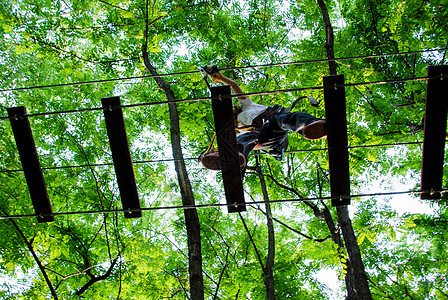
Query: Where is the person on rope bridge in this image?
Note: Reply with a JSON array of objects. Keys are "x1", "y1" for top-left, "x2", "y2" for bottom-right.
[{"x1": 199, "y1": 65, "x2": 327, "y2": 175}]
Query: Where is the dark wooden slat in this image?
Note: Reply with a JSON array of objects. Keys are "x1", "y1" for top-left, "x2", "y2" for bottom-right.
[
  {"x1": 210, "y1": 86, "x2": 246, "y2": 213},
  {"x1": 421, "y1": 65, "x2": 448, "y2": 199},
  {"x1": 323, "y1": 75, "x2": 351, "y2": 206},
  {"x1": 7, "y1": 106, "x2": 54, "y2": 223},
  {"x1": 102, "y1": 97, "x2": 142, "y2": 218}
]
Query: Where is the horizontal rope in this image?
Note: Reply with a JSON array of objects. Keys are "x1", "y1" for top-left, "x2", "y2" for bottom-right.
[
  {"x1": 0, "y1": 141, "x2": 424, "y2": 173},
  {"x1": 0, "y1": 188, "x2": 446, "y2": 221},
  {"x1": 221, "y1": 48, "x2": 448, "y2": 72},
  {"x1": 0, "y1": 76, "x2": 432, "y2": 121},
  {"x1": 0, "y1": 96, "x2": 211, "y2": 120},
  {"x1": 0, "y1": 157, "x2": 196, "y2": 173},
  {"x1": 0, "y1": 48, "x2": 445, "y2": 93},
  {"x1": 255, "y1": 141, "x2": 424, "y2": 155}
]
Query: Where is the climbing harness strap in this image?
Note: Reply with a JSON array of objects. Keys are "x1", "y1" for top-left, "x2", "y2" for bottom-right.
[
  {"x1": 280, "y1": 96, "x2": 319, "y2": 114},
  {"x1": 236, "y1": 125, "x2": 256, "y2": 132},
  {"x1": 203, "y1": 132, "x2": 217, "y2": 156}
]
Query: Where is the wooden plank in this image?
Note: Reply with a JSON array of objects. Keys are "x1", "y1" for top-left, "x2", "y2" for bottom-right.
[
  {"x1": 421, "y1": 65, "x2": 448, "y2": 199},
  {"x1": 323, "y1": 75, "x2": 351, "y2": 206},
  {"x1": 210, "y1": 85, "x2": 246, "y2": 213},
  {"x1": 7, "y1": 106, "x2": 54, "y2": 223},
  {"x1": 102, "y1": 97, "x2": 142, "y2": 218}
]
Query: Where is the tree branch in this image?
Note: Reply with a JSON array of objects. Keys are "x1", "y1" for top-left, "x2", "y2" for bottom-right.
[
  {"x1": 266, "y1": 162, "x2": 324, "y2": 219},
  {"x1": 251, "y1": 205, "x2": 330, "y2": 243},
  {"x1": 213, "y1": 248, "x2": 230, "y2": 300},
  {"x1": 113, "y1": 212, "x2": 123, "y2": 300},
  {"x1": 367, "y1": 277, "x2": 394, "y2": 299},
  {"x1": 162, "y1": 269, "x2": 190, "y2": 300},
  {"x1": 255, "y1": 161, "x2": 275, "y2": 299},
  {"x1": 97, "y1": 0, "x2": 130, "y2": 12},
  {"x1": 75, "y1": 258, "x2": 118, "y2": 296},
  {"x1": 2, "y1": 208, "x2": 59, "y2": 299},
  {"x1": 238, "y1": 212, "x2": 265, "y2": 271}
]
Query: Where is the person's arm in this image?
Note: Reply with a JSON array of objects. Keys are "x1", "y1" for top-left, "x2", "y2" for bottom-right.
[{"x1": 213, "y1": 75, "x2": 248, "y2": 100}]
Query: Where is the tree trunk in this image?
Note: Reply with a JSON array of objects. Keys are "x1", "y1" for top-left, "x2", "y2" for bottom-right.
[
  {"x1": 142, "y1": 35, "x2": 204, "y2": 300},
  {"x1": 320, "y1": 203, "x2": 354, "y2": 293},
  {"x1": 256, "y1": 165, "x2": 276, "y2": 300},
  {"x1": 167, "y1": 102, "x2": 204, "y2": 300},
  {"x1": 316, "y1": 0, "x2": 372, "y2": 298},
  {"x1": 337, "y1": 207, "x2": 372, "y2": 299},
  {"x1": 316, "y1": 0, "x2": 338, "y2": 76}
]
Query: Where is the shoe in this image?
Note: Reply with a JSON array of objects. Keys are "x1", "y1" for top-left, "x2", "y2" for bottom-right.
[
  {"x1": 200, "y1": 151, "x2": 246, "y2": 170},
  {"x1": 302, "y1": 120, "x2": 327, "y2": 140},
  {"x1": 202, "y1": 65, "x2": 223, "y2": 83}
]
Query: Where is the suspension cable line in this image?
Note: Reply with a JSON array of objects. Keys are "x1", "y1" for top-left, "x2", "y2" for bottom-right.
[
  {"x1": 220, "y1": 48, "x2": 448, "y2": 72},
  {"x1": 0, "y1": 188, "x2": 446, "y2": 221},
  {"x1": 0, "y1": 76, "x2": 431, "y2": 121},
  {"x1": 0, "y1": 48, "x2": 445, "y2": 93},
  {"x1": 0, "y1": 141, "x2": 425, "y2": 174},
  {"x1": 0, "y1": 96, "x2": 212, "y2": 120},
  {"x1": 255, "y1": 141, "x2": 424, "y2": 155}
]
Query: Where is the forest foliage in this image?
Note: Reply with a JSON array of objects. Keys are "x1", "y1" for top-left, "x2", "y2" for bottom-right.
[{"x1": 0, "y1": 0, "x2": 447, "y2": 299}]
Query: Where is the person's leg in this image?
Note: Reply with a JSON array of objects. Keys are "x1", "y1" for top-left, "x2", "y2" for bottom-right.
[
  {"x1": 236, "y1": 131, "x2": 259, "y2": 176},
  {"x1": 272, "y1": 112, "x2": 319, "y2": 132},
  {"x1": 237, "y1": 131, "x2": 259, "y2": 163},
  {"x1": 200, "y1": 131, "x2": 258, "y2": 174},
  {"x1": 271, "y1": 112, "x2": 326, "y2": 140},
  {"x1": 302, "y1": 120, "x2": 326, "y2": 140}
]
